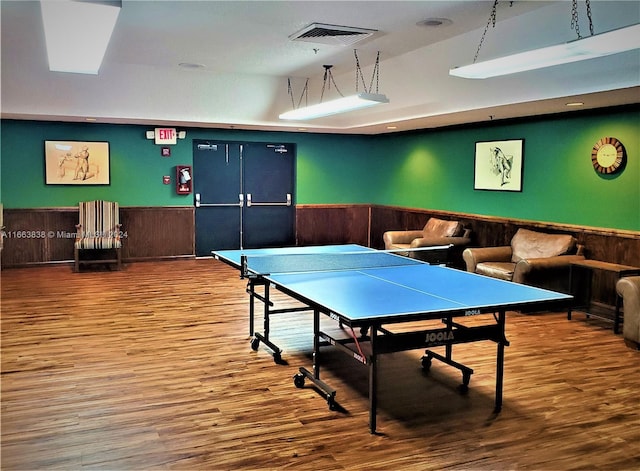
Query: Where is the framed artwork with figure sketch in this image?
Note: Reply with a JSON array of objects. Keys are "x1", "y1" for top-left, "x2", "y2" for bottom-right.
[
  {"x1": 44, "y1": 140, "x2": 111, "y2": 185},
  {"x1": 474, "y1": 139, "x2": 524, "y2": 192}
]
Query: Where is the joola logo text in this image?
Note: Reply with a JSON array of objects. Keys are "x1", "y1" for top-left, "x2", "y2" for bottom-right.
[{"x1": 425, "y1": 331, "x2": 454, "y2": 345}]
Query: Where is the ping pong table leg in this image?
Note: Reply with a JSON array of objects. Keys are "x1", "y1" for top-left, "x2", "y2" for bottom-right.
[
  {"x1": 293, "y1": 309, "x2": 337, "y2": 408},
  {"x1": 495, "y1": 310, "x2": 506, "y2": 412},
  {"x1": 313, "y1": 308, "x2": 320, "y2": 379},
  {"x1": 247, "y1": 280, "x2": 255, "y2": 337},
  {"x1": 369, "y1": 326, "x2": 378, "y2": 434},
  {"x1": 444, "y1": 317, "x2": 453, "y2": 361},
  {"x1": 263, "y1": 283, "x2": 270, "y2": 344},
  {"x1": 247, "y1": 280, "x2": 284, "y2": 363}
]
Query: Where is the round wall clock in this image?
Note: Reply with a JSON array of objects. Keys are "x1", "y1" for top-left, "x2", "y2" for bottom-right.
[{"x1": 591, "y1": 137, "x2": 626, "y2": 174}]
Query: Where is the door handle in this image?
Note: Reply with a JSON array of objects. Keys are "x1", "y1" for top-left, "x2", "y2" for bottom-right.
[
  {"x1": 246, "y1": 193, "x2": 291, "y2": 207},
  {"x1": 195, "y1": 192, "x2": 244, "y2": 208}
]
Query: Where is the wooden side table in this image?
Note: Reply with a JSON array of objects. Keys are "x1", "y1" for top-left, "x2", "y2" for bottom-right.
[{"x1": 568, "y1": 260, "x2": 640, "y2": 334}]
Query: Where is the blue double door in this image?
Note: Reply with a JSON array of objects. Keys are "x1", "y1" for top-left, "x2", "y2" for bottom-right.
[{"x1": 193, "y1": 140, "x2": 296, "y2": 256}]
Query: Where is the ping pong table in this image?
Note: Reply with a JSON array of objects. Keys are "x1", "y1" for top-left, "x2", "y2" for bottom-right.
[{"x1": 213, "y1": 244, "x2": 572, "y2": 433}]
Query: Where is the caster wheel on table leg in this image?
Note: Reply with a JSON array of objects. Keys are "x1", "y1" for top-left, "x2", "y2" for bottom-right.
[{"x1": 293, "y1": 373, "x2": 305, "y2": 389}]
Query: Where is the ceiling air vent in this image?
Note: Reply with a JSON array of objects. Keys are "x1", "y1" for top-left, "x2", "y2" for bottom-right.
[{"x1": 289, "y1": 23, "x2": 377, "y2": 46}]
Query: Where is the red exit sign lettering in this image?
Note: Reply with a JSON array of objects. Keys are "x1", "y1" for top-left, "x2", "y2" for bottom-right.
[{"x1": 155, "y1": 128, "x2": 177, "y2": 145}]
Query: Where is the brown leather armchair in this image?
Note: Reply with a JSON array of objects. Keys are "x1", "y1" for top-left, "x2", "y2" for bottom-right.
[
  {"x1": 616, "y1": 276, "x2": 640, "y2": 349},
  {"x1": 383, "y1": 217, "x2": 471, "y2": 265},
  {"x1": 462, "y1": 228, "x2": 585, "y2": 292}
]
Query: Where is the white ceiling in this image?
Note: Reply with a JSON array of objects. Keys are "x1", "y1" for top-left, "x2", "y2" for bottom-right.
[{"x1": 1, "y1": 0, "x2": 639, "y2": 135}]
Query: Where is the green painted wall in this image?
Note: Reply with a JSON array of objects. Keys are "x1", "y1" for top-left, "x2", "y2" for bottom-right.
[
  {"x1": 1, "y1": 105, "x2": 638, "y2": 230},
  {"x1": 368, "y1": 107, "x2": 639, "y2": 230},
  {"x1": 1, "y1": 120, "x2": 197, "y2": 207},
  {"x1": 0, "y1": 120, "x2": 372, "y2": 208}
]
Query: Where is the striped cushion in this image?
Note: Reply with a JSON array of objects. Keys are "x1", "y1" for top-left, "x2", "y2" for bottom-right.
[{"x1": 75, "y1": 200, "x2": 122, "y2": 250}]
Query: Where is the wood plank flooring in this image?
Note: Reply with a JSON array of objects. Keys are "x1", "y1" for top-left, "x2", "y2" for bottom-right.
[{"x1": 2, "y1": 259, "x2": 639, "y2": 470}]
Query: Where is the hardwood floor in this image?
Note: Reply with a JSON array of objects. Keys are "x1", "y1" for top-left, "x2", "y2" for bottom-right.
[{"x1": 2, "y1": 259, "x2": 639, "y2": 470}]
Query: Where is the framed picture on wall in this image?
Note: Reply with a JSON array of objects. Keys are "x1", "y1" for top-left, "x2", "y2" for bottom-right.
[
  {"x1": 474, "y1": 139, "x2": 524, "y2": 192},
  {"x1": 44, "y1": 140, "x2": 111, "y2": 185}
]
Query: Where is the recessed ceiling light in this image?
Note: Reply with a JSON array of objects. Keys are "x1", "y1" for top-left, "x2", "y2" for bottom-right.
[
  {"x1": 179, "y1": 62, "x2": 206, "y2": 70},
  {"x1": 85, "y1": 118, "x2": 97, "y2": 122},
  {"x1": 417, "y1": 18, "x2": 453, "y2": 28},
  {"x1": 386, "y1": 125, "x2": 397, "y2": 130},
  {"x1": 566, "y1": 102, "x2": 585, "y2": 107},
  {"x1": 41, "y1": 0, "x2": 121, "y2": 74}
]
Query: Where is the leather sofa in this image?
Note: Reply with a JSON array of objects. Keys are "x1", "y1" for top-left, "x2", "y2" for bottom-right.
[
  {"x1": 383, "y1": 217, "x2": 471, "y2": 266},
  {"x1": 616, "y1": 276, "x2": 640, "y2": 349},
  {"x1": 462, "y1": 228, "x2": 585, "y2": 292}
]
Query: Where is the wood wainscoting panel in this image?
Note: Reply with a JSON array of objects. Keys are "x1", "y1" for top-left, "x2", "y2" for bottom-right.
[
  {"x1": 120, "y1": 206, "x2": 194, "y2": 261},
  {"x1": 296, "y1": 204, "x2": 370, "y2": 247},
  {"x1": 2, "y1": 209, "x2": 49, "y2": 266},
  {"x1": 1, "y1": 208, "x2": 78, "y2": 267},
  {"x1": 47, "y1": 209, "x2": 80, "y2": 262},
  {"x1": 1, "y1": 206, "x2": 195, "y2": 268},
  {"x1": 369, "y1": 206, "x2": 408, "y2": 248}
]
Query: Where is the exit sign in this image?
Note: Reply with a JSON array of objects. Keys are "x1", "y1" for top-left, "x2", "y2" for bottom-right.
[{"x1": 155, "y1": 128, "x2": 177, "y2": 145}]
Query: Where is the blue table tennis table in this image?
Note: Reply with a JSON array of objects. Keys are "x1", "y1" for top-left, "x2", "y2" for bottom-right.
[{"x1": 213, "y1": 244, "x2": 572, "y2": 433}]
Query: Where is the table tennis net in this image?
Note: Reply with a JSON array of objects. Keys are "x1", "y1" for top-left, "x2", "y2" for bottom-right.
[{"x1": 241, "y1": 249, "x2": 436, "y2": 276}]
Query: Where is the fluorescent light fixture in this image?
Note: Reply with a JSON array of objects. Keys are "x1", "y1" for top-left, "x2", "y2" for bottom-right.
[
  {"x1": 450, "y1": 23, "x2": 640, "y2": 79},
  {"x1": 279, "y1": 93, "x2": 389, "y2": 120},
  {"x1": 40, "y1": 0, "x2": 121, "y2": 74}
]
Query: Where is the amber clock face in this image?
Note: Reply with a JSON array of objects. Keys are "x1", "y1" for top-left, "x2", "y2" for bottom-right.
[{"x1": 591, "y1": 137, "x2": 626, "y2": 174}]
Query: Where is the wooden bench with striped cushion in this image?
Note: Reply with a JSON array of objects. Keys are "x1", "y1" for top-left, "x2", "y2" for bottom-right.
[{"x1": 74, "y1": 200, "x2": 122, "y2": 271}]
